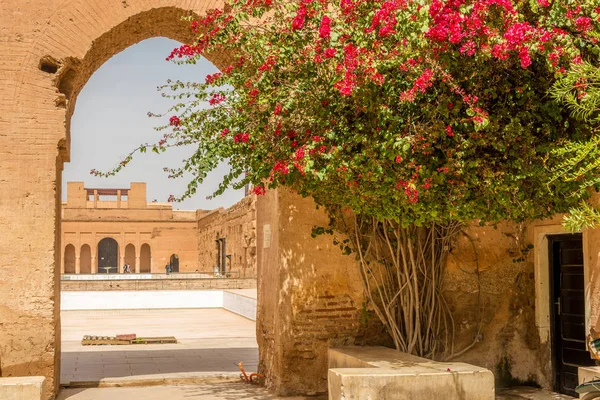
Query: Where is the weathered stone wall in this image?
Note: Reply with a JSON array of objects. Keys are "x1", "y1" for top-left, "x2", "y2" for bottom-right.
[
  {"x1": 197, "y1": 195, "x2": 257, "y2": 277},
  {"x1": 444, "y1": 222, "x2": 550, "y2": 388},
  {"x1": 257, "y1": 189, "x2": 367, "y2": 395},
  {"x1": 0, "y1": 2, "x2": 228, "y2": 398},
  {"x1": 443, "y1": 216, "x2": 600, "y2": 390}
]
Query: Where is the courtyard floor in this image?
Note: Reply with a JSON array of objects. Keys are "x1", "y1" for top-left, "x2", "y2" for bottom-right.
[
  {"x1": 59, "y1": 308, "x2": 575, "y2": 399},
  {"x1": 57, "y1": 383, "x2": 327, "y2": 400},
  {"x1": 60, "y1": 309, "x2": 258, "y2": 385},
  {"x1": 56, "y1": 384, "x2": 574, "y2": 400}
]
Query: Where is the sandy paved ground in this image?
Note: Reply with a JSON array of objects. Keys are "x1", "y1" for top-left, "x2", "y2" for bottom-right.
[
  {"x1": 495, "y1": 387, "x2": 574, "y2": 399},
  {"x1": 57, "y1": 384, "x2": 575, "y2": 400},
  {"x1": 57, "y1": 383, "x2": 327, "y2": 400},
  {"x1": 61, "y1": 309, "x2": 257, "y2": 384}
]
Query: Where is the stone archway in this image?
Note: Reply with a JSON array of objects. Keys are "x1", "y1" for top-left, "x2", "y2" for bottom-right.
[
  {"x1": 0, "y1": 3, "x2": 228, "y2": 396},
  {"x1": 170, "y1": 254, "x2": 180, "y2": 273},
  {"x1": 0, "y1": 2, "x2": 366, "y2": 399},
  {"x1": 64, "y1": 245, "x2": 76, "y2": 274},
  {"x1": 140, "y1": 243, "x2": 152, "y2": 273},
  {"x1": 80, "y1": 244, "x2": 92, "y2": 274},
  {"x1": 97, "y1": 238, "x2": 119, "y2": 274},
  {"x1": 124, "y1": 244, "x2": 136, "y2": 272}
]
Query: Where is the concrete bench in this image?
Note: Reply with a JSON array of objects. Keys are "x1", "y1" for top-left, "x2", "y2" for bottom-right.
[
  {"x1": 328, "y1": 346, "x2": 494, "y2": 400},
  {"x1": 0, "y1": 377, "x2": 46, "y2": 400}
]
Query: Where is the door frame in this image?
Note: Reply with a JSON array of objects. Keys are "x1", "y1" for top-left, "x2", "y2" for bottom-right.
[
  {"x1": 533, "y1": 225, "x2": 591, "y2": 388},
  {"x1": 547, "y1": 233, "x2": 585, "y2": 393}
]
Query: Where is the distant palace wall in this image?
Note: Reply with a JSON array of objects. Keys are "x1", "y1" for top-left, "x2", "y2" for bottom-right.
[{"x1": 61, "y1": 182, "x2": 257, "y2": 276}]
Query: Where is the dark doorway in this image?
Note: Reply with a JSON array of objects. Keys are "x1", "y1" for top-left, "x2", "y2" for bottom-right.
[
  {"x1": 170, "y1": 254, "x2": 179, "y2": 273},
  {"x1": 549, "y1": 234, "x2": 594, "y2": 396},
  {"x1": 98, "y1": 238, "x2": 119, "y2": 274}
]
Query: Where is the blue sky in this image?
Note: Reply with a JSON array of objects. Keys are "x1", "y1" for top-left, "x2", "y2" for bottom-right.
[{"x1": 62, "y1": 37, "x2": 243, "y2": 210}]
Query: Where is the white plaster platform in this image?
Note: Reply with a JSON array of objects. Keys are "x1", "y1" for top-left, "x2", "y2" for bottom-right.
[
  {"x1": 60, "y1": 289, "x2": 257, "y2": 321},
  {"x1": 328, "y1": 346, "x2": 495, "y2": 400}
]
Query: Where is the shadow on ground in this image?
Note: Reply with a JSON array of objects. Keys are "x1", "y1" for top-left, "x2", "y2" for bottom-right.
[
  {"x1": 61, "y1": 347, "x2": 259, "y2": 384},
  {"x1": 495, "y1": 386, "x2": 575, "y2": 399},
  {"x1": 57, "y1": 383, "x2": 328, "y2": 400}
]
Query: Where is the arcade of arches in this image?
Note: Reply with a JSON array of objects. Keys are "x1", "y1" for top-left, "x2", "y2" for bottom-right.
[
  {"x1": 62, "y1": 181, "x2": 256, "y2": 276},
  {"x1": 8, "y1": 2, "x2": 600, "y2": 400}
]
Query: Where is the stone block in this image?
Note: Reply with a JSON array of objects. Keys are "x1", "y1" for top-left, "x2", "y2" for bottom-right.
[
  {"x1": 579, "y1": 366, "x2": 600, "y2": 384},
  {"x1": 329, "y1": 367, "x2": 494, "y2": 400},
  {"x1": 0, "y1": 377, "x2": 46, "y2": 400},
  {"x1": 328, "y1": 347, "x2": 494, "y2": 400}
]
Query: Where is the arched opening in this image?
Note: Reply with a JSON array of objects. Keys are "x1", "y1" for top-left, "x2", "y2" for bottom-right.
[
  {"x1": 64, "y1": 244, "x2": 76, "y2": 274},
  {"x1": 169, "y1": 254, "x2": 180, "y2": 273},
  {"x1": 140, "y1": 243, "x2": 152, "y2": 273},
  {"x1": 97, "y1": 238, "x2": 118, "y2": 274},
  {"x1": 52, "y1": 6, "x2": 254, "y2": 393},
  {"x1": 124, "y1": 244, "x2": 136, "y2": 273},
  {"x1": 80, "y1": 244, "x2": 92, "y2": 274}
]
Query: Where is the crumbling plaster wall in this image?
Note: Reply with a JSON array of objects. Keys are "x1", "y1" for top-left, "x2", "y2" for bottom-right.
[
  {"x1": 197, "y1": 195, "x2": 257, "y2": 277},
  {"x1": 257, "y1": 189, "x2": 369, "y2": 395},
  {"x1": 443, "y1": 216, "x2": 600, "y2": 389}
]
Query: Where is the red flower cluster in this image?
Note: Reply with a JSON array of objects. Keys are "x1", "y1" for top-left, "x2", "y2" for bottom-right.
[
  {"x1": 252, "y1": 185, "x2": 266, "y2": 196},
  {"x1": 209, "y1": 93, "x2": 226, "y2": 106},
  {"x1": 292, "y1": 3, "x2": 309, "y2": 30},
  {"x1": 234, "y1": 133, "x2": 250, "y2": 143},
  {"x1": 426, "y1": 0, "x2": 563, "y2": 69},
  {"x1": 169, "y1": 116, "x2": 181, "y2": 127},
  {"x1": 272, "y1": 160, "x2": 290, "y2": 175},
  {"x1": 205, "y1": 72, "x2": 222, "y2": 84},
  {"x1": 319, "y1": 15, "x2": 332, "y2": 39},
  {"x1": 259, "y1": 56, "x2": 278, "y2": 72},
  {"x1": 400, "y1": 69, "x2": 435, "y2": 102},
  {"x1": 367, "y1": 0, "x2": 406, "y2": 37},
  {"x1": 334, "y1": 43, "x2": 362, "y2": 96},
  {"x1": 396, "y1": 180, "x2": 419, "y2": 203}
]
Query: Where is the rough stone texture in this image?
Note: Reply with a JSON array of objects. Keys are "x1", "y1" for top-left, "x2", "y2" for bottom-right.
[
  {"x1": 256, "y1": 189, "x2": 366, "y2": 396},
  {"x1": 444, "y1": 221, "x2": 551, "y2": 388},
  {"x1": 441, "y1": 216, "x2": 600, "y2": 390},
  {"x1": 197, "y1": 195, "x2": 257, "y2": 278},
  {"x1": 0, "y1": 377, "x2": 47, "y2": 400}
]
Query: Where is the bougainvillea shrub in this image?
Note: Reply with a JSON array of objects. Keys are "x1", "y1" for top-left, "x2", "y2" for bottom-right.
[
  {"x1": 98, "y1": 0, "x2": 598, "y2": 223},
  {"x1": 94, "y1": 0, "x2": 600, "y2": 357}
]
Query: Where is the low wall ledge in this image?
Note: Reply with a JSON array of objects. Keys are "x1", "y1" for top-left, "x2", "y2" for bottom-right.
[
  {"x1": 328, "y1": 346, "x2": 494, "y2": 400},
  {"x1": 0, "y1": 376, "x2": 46, "y2": 400}
]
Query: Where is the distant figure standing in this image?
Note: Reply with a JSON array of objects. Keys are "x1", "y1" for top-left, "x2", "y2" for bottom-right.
[
  {"x1": 165, "y1": 263, "x2": 171, "y2": 275},
  {"x1": 123, "y1": 264, "x2": 127, "y2": 273},
  {"x1": 125, "y1": 264, "x2": 131, "y2": 274}
]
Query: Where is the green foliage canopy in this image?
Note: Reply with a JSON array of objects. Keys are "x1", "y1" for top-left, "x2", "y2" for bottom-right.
[{"x1": 99, "y1": 0, "x2": 600, "y2": 226}]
